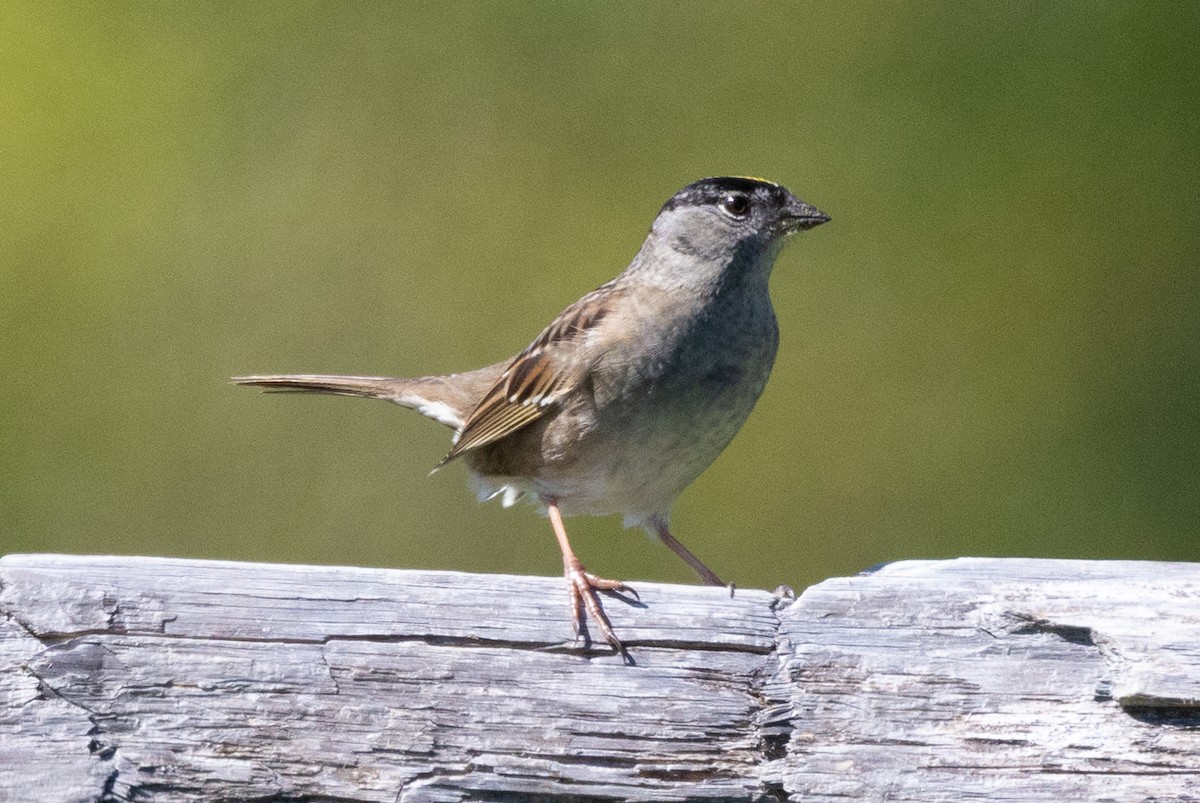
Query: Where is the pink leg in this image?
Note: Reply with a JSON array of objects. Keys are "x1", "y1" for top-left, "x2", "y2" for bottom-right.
[
  {"x1": 655, "y1": 521, "x2": 725, "y2": 586},
  {"x1": 547, "y1": 499, "x2": 635, "y2": 651}
]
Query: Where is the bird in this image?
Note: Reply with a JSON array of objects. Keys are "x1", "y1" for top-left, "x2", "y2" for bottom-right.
[{"x1": 234, "y1": 176, "x2": 829, "y2": 655}]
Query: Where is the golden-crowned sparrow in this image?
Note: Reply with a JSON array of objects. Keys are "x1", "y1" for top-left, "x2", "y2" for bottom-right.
[{"x1": 235, "y1": 176, "x2": 829, "y2": 655}]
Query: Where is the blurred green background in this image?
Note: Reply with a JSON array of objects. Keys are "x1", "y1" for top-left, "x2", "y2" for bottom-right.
[{"x1": 3, "y1": 3, "x2": 1198, "y2": 591}]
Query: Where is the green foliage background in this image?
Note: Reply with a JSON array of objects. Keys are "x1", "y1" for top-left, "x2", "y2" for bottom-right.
[{"x1": 4, "y1": 3, "x2": 1198, "y2": 589}]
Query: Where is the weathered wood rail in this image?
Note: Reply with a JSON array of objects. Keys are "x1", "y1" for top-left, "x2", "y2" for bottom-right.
[{"x1": 2, "y1": 554, "x2": 1198, "y2": 801}]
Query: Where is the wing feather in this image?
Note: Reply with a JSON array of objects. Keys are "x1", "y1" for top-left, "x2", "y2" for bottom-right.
[{"x1": 436, "y1": 283, "x2": 619, "y2": 467}]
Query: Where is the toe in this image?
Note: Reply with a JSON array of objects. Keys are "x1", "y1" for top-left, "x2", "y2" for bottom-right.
[{"x1": 563, "y1": 565, "x2": 625, "y2": 652}]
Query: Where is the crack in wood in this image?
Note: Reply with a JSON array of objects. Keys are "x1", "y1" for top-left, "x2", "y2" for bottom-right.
[{"x1": 17, "y1": 626, "x2": 776, "y2": 659}]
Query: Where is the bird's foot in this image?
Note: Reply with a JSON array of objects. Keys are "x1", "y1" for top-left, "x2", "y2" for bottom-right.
[{"x1": 564, "y1": 556, "x2": 637, "y2": 654}]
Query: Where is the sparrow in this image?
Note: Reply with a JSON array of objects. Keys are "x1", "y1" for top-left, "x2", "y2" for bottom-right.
[{"x1": 235, "y1": 176, "x2": 829, "y2": 655}]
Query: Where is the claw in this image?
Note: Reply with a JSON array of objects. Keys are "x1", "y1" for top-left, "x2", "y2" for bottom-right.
[{"x1": 565, "y1": 556, "x2": 633, "y2": 652}]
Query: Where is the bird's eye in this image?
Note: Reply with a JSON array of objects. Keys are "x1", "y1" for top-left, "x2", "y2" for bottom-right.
[{"x1": 720, "y1": 194, "x2": 750, "y2": 218}]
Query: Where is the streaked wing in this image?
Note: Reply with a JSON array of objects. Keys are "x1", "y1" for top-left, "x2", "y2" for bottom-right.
[{"x1": 437, "y1": 283, "x2": 619, "y2": 466}]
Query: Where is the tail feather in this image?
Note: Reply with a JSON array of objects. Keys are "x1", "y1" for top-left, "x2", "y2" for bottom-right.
[
  {"x1": 232, "y1": 374, "x2": 466, "y2": 429},
  {"x1": 231, "y1": 374, "x2": 396, "y2": 397}
]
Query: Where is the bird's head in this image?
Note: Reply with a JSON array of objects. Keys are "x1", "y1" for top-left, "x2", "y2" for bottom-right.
[{"x1": 653, "y1": 176, "x2": 829, "y2": 259}]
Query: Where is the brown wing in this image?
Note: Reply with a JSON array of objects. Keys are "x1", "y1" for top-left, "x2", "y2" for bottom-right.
[{"x1": 436, "y1": 283, "x2": 619, "y2": 467}]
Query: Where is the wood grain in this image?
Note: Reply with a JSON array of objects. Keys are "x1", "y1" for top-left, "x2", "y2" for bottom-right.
[{"x1": 2, "y1": 554, "x2": 1198, "y2": 801}]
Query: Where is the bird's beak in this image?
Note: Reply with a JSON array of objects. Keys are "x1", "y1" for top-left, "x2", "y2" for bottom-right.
[{"x1": 784, "y1": 198, "x2": 831, "y2": 231}]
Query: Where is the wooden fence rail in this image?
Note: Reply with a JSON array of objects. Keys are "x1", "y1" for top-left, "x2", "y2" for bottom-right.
[{"x1": 2, "y1": 553, "x2": 1198, "y2": 801}]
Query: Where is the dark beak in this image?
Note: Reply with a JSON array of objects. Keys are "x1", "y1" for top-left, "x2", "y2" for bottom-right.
[{"x1": 784, "y1": 198, "x2": 831, "y2": 231}]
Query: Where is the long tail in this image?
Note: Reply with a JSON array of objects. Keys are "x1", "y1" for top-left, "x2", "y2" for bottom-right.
[{"x1": 232, "y1": 374, "x2": 472, "y2": 429}]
